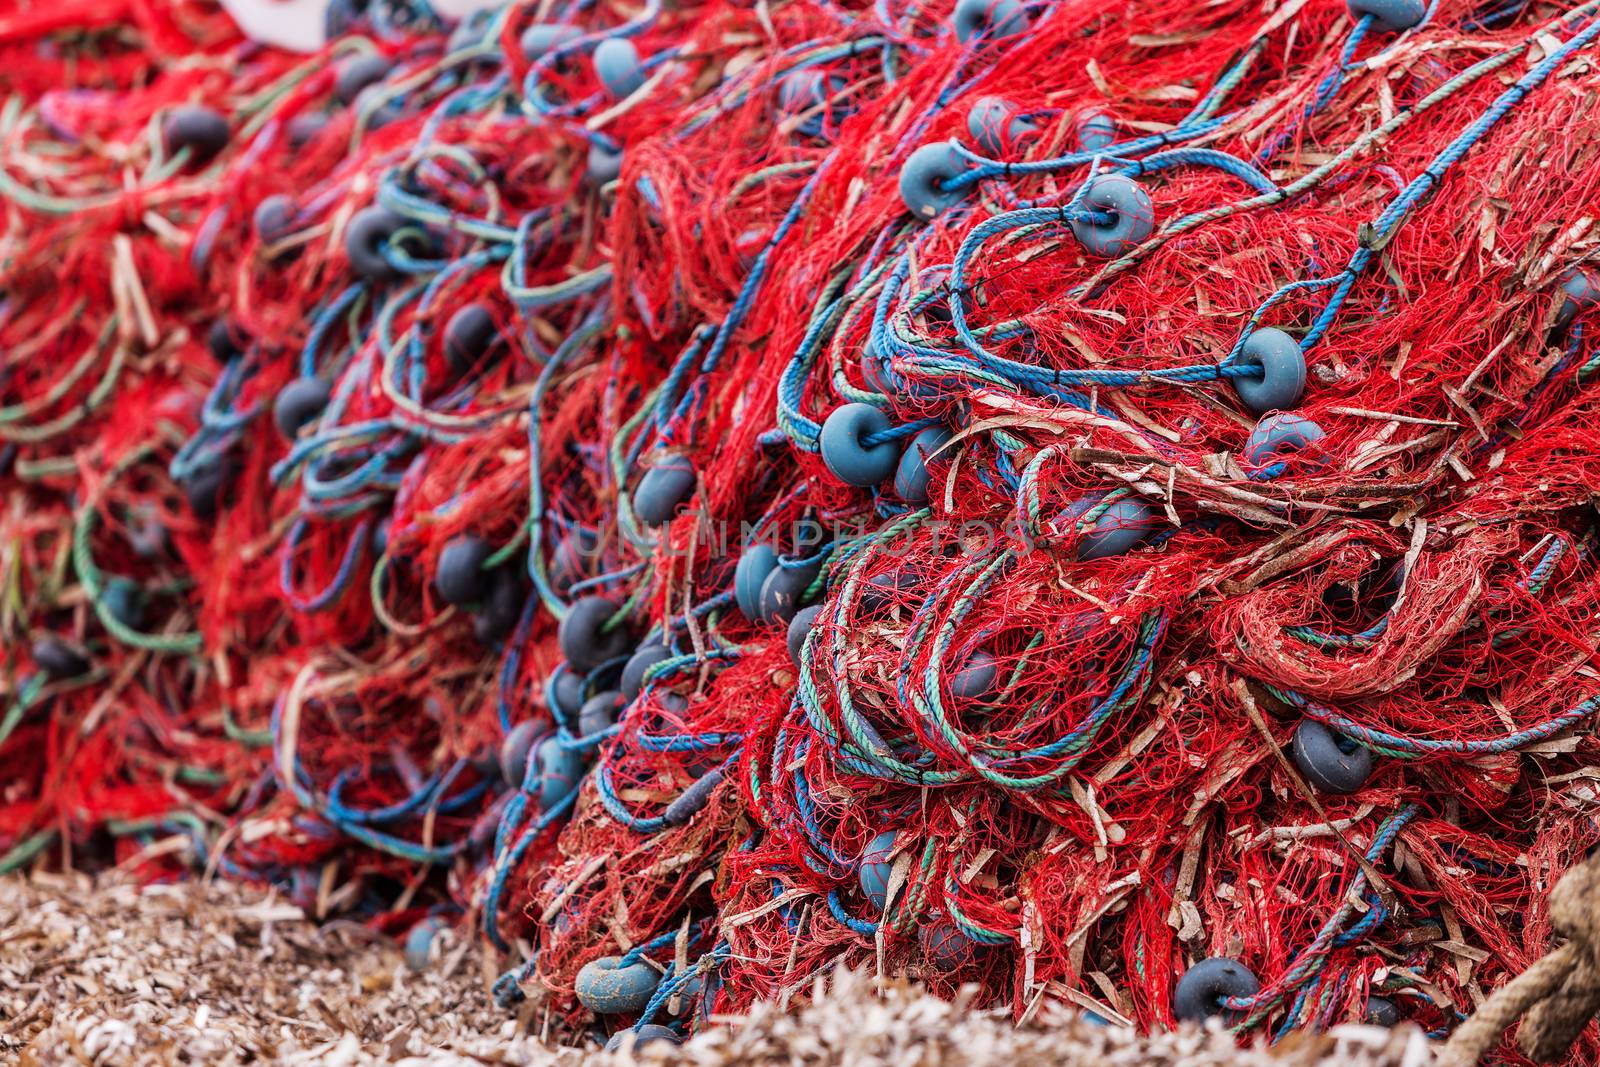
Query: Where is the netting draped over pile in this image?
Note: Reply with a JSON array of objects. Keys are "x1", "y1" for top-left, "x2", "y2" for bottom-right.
[{"x1": 4, "y1": 0, "x2": 1600, "y2": 1058}]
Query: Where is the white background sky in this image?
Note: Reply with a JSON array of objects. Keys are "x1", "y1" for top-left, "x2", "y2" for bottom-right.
[{"x1": 222, "y1": 0, "x2": 504, "y2": 52}]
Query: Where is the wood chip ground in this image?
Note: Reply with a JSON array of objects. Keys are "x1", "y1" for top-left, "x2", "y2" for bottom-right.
[{"x1": 0, "y1": 873, "x2": 1436, "y2": 1066}]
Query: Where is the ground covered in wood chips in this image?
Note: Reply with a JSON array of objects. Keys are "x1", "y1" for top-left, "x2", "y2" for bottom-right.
[{"x1": 0, "y1": 874, "x2": 1435, "y2": 1066}]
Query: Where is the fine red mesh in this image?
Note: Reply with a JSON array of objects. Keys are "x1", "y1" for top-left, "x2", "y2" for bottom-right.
[{"x1": 3, "y1": 0, "x2": 1600, "y2": 1059}]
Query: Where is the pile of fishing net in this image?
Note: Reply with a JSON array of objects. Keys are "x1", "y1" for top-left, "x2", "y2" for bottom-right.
[{"x1": 4, "y1": 0, "x2": 1600, "y2": 1059}]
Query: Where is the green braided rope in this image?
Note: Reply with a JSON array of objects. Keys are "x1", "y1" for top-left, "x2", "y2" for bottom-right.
[
  {"x1": 0, "y1": 829, "x2": 57, "y2": 875},
  {"x1": 223, "y1": 705, "x2": 274, "y2": 748},
  {"x1": 806, "y1": 509, "x2": 965, "y2": 786},
  {"x1": 72, "y1": 445, "x2": 202, "y2": 654},
  {"x1": 1073, "y1": 28, "x2": 1555, "y2": 299},
  {"x1": 0, "y1": 320, "x2": 120, "y2": 443},
  {"x1": 914, "y1": 568, "x2": 1161, "y2": 790},
  {"x1": 0, "y1": 672, "x2": 48, "y2": 749}
]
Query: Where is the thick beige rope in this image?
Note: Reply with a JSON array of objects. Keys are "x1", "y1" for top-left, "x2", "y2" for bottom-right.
[{"x1": 1439, "y1": 853, "x2": 1600, "y2": 1066}]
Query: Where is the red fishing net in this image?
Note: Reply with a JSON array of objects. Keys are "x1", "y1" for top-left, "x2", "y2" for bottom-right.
[{"x1": 3, "y1": 0, "x2": 1600, "y2": 1059}]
